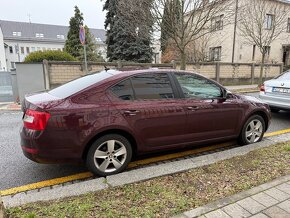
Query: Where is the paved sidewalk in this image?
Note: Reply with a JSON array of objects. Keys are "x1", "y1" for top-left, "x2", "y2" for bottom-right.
[
  {"x1": 0, "y1": 102, "x2": 21, "y2": 111},
  {"x1": 225, "y1": 84, "x2": 258, "y2": 91},
  {"x1": 176, "y1": 175, "x2": 290, "y2": 218}
]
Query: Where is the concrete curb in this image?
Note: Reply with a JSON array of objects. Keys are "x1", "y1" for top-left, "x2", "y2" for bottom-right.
[
  {"x1": 2, "y1": 132, "x2": 290, "y2": 208},
  {"x1": 0, "y1": 196, "x2": 5, "y2": 218},
  {"x1": 173, "y1": 174, "x2": 290, "y2": 218}
]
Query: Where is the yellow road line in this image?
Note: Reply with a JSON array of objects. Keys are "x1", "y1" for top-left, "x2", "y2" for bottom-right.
[
  {"x1": 264, "y1": 128, "x2": 290, "y2": 137},
  {"x1": 1, "y1": 128, "x2": 290, "y2": 197}
]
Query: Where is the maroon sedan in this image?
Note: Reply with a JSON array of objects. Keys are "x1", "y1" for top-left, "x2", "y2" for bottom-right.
[{"x1": 21, "y1": 69, "x2": 271, "y2": 176}]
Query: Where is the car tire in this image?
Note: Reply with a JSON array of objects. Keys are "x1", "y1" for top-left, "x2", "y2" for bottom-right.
[
  {"x1": 86, "y1": 134, "x2": 132, "y2": 176},
  {"x1": 239, "y1": 115, "x2": 265, "y2": 145},
  {"x1": 270, "y1": 107, "x2": 280, "y2": 113}
]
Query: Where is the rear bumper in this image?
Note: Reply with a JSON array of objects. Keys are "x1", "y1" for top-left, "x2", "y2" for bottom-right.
[
  {"x1": 259, "y1": 92, "x2": 290, "y2": 110},
  {"x1": 20, "y1": 127, "x2": 83, "y2": 164}
]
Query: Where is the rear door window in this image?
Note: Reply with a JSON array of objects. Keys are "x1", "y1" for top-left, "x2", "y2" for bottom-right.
[
  {"x1": 110, "y1": 79, "x2": 134, "y2": 101},
  {"x1": 131, "y1": 73, "x2": 174, "y2": 100}
]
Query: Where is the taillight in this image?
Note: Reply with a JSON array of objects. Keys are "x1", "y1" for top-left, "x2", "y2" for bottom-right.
[
  {"x1": 23, "y1": 109, "x2": 50, "y2": 130},
  {"x1": 260, "y1": 84, "x2": 265, "y2": 92}
]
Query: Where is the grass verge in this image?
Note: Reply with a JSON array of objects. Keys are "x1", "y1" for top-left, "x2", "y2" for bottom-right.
[{"x1": 6, "y1": 141, "x2": 290, "y2": 218}]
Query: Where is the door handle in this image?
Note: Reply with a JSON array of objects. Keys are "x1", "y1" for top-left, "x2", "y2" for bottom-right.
[
  {"x1": 123, "y1": 110, "x2": 140, "y2": 116},
  {"x1": 187, "y1": 106, "x2": 199, "y2": 111}
]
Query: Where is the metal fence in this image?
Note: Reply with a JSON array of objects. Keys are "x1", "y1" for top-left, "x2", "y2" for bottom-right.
[{"x1": 0, "y1": 71, "x2": 13, "y2": 102}]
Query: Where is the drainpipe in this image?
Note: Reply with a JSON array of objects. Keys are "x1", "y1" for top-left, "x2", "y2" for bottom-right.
[{"x1": 232, "y1": 0, "x2": 239, "y2": 63}]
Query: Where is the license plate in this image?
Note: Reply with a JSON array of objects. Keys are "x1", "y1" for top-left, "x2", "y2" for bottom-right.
[{"x1": 272, "y1": 87, "x2": 290, "y2": 93}]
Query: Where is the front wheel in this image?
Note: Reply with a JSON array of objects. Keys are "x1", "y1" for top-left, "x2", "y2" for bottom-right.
[
  {"x1": 86, "y1": 134, "x2": 132, "y2": 176},
  {"x1": 239, "y1": 115, "x2": 265, "y2": 145}
]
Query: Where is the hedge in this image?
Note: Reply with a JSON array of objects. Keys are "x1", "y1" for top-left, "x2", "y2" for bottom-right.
[{"x1": 24, "y1": 50, "x2": 77, "y2": 63}]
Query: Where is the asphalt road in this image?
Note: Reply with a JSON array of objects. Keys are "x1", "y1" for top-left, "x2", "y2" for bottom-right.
[{"x1": 1, "y1": 94, "x2": 290, "y2": 190}]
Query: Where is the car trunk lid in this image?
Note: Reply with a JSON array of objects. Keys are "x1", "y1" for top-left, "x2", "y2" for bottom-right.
[{"x1": 264, "y1": 79, "x2": 290, "y2": 96}]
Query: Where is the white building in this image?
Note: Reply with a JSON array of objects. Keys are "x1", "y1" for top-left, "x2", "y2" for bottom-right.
[{"x1": 0, "y1": 20, "x2": 107, "y2": 71}]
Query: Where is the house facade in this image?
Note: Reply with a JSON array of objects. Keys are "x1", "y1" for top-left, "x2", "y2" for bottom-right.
[
  {"x1": 0, "y1": 20, "x2": 107, "y2": 71},
  {"x1": 193, "y1": 0, "x2": 290, "y2": 65}
]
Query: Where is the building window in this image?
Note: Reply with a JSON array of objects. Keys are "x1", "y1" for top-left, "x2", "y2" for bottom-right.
[
  {"x1": 26, "y1": 47, "x2": 30, "y2": 54},
  {"x1": 209, "y1": 46, "x2": 222, "y2": 61},
  {"x1": 31, "y1": 47, "x2": 35, "y2": 52},
  {"x1": 20, "y1": 47, "x2": 24, "y2": 54},
  {"x1": 36, "y1": 33, "x2": 44, "y2": 38},
  {"x1": 57, "y1": 35, "x2": 64, "y2": 39},
  {"x1": 264, "y1": 46, "x2": 271, "y2": 56},
  {"x1": 287, "y1": 18, "x2": 290, "y2": 32},
  {"x1": 95, "y1": 37, "x2": 102, "y2": 42},
  {"x1": 9, "y1": 46, "x2": 13, "y2": 53},
  {"x1": 211, "y1": 15, "x2": 224, "y2": 31},
  {"x1": 265, "y1": 14, "x2": 274, "y2": 30},
  {"x1": 12, "y1": 32, "x2": 21, "y2": 36}
]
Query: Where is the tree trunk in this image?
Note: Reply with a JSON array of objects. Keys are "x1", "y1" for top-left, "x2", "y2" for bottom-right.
[
  {"x1": 180, "y1": 51, "x2": 186, "y2": 70},
  {"x1": 259, "y1": 53, "x2": 266, "y2": 86}
]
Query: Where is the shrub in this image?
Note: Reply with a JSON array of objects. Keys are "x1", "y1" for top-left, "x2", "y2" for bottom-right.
[{"x1": 24, "y1": 50, "x2": 77, "y2": 63}]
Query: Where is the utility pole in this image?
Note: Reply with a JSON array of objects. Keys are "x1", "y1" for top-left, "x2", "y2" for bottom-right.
[{"x1": 232, "y1": 0, "x2": 239, "y2": 63}]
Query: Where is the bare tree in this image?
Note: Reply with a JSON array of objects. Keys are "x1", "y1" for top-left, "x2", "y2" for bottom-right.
[
  {"x1": 239, "y1": 0, "x2": 288, "y2": 85},
  {"x1": 118, "y1": 0, "x2": 234, "y2": 69},
  {"x1": 152, "y1": 0, "x2": 234, "y2": 69}
]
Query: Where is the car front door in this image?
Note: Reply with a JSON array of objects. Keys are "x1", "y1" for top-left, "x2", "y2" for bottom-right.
[
  {"x1": 108, "y1": 72, "x2": 187, "y2": 149},
  {"x1": 173, "y1": 73, "x2": 243, "y2": 142}
]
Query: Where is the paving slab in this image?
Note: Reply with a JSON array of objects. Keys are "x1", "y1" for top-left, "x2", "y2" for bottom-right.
[
  {"x1": 221, "y1": 203, "x2": 251, "y2": 217},
  {"x1": 264, "y1": 188, "x2": 290, "y2": 202},
  {"x1": 277, "y1": 200, "x2": 290, "y2": 213},
  {"x1": 262, "y1": 206, "x2": 289, "y2": 217},
  {"x1": 204, "y1": 209, "x2": 231, "y2": 218},
  {"x1": 251, "y1": 192, "x2": 279, "y2": 207},
  {"x1": 250, "y1": 213, "x2": 269, "y2": 218},
  {"x1": 237, "y1": 197, "x2": 265, "y2": 214},
  {"x1": 276, "y1": 183, "x2": 290, "y2": 195}
]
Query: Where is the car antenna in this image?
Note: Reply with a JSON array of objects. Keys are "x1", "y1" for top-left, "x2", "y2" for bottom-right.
[{"x1": 104, "y1": 66, "x2": 110, "y2": 72}]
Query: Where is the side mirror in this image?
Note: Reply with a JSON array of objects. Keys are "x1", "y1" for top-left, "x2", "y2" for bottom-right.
[{"x1": 223, "y1": 89, "x2": 231, "y2": 99}]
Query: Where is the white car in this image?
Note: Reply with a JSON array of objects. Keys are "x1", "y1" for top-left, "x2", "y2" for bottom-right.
[{"x1": 259, "y1": 70, "x2": 290, "y2": 112}]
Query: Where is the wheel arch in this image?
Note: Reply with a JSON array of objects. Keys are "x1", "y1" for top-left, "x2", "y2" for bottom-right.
[
  {"x1": 82, "y1": 129, "x2": 138, "y2": 161},
  {"x1": 242, "y1": 110, "x2": 270, "y2": 132}
]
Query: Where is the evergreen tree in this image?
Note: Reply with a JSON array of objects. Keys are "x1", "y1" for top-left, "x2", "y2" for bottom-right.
[
  {"x1": 160, "y1": 0, "x2": 182, "y2": 53},
  {"x1": 64, "y1": 6, "x2": 84, "y2": 58},
  {"x1": 65, "y1": 6, "x2": 103, "y2": 61},
  {"x1": 103, "y1": 0, "x2": 153, "y2": 63}
]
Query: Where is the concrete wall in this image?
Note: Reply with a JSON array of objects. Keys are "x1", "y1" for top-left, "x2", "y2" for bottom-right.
[{"x1": 15, "y1": 63, "x2": 46, "y2": 102}]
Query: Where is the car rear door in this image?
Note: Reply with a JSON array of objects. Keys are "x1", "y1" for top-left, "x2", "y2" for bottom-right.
[
  {"x1": 108, "y1": 72, "x2": 187, "y2": 149},
  {"x1": 172, "y1": 72, "x2": 243, "y2": 142}
]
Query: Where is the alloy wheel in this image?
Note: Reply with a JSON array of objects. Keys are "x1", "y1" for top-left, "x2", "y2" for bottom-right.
[
  {"x1": 93, "y1": 140, "x2": 127, "y2": 173},
  {"x1": 245, "y1": 119, "x2": 263, "y2": 143}
]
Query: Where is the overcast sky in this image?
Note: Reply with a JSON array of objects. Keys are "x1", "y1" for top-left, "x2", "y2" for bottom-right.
[{"x1": 0, "y1": 0, "x2": 106, "y2": 29}]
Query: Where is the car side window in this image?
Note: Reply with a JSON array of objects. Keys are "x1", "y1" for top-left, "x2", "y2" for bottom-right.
[
  {"x1": 175, "y1": 73, "x2": 222, "y2": 99},
  {"x1": 110, "y1": 79, "x2": 134, "y2": 101},
  {"x1": 131, "y1": 73, "x2": 174, "y2": 100}
]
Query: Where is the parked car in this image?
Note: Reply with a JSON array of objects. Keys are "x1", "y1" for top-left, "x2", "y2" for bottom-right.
[
  {"x1": 21, "y1": 69, "x2": 271, "y2": 176},
  {"x1": 259, "y1": 70, "x2": 290, "y2": 112}
]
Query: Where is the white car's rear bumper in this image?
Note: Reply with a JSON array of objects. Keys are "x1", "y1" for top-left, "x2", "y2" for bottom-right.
[{"x1": 259, "y1": 92, "x2": 290, "y2": 110}]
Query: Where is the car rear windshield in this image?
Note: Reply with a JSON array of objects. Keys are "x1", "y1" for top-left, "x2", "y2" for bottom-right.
[
  {"x1": 48, "y1": 70, "x2": 114, "y2": 98},
  {"x1": 277, "y1": 71, "x2": 290, "y2": 80}
]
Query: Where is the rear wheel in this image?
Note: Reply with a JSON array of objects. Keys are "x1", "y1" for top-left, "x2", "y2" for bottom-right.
[
  {"x1": 86, "y1": 134, "x2": 132, "y2": 176},
  {"x1": 239, "y1": 115, "x2": 265, "y2": 145}
]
